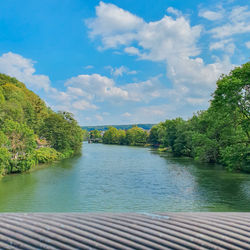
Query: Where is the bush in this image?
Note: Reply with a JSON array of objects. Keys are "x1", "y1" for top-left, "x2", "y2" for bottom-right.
[
  {"x1": 220, "y1": 144, "x2": 249, "y2": 172},
  {"x1": 0, "y1": 148, "x2": 11, "y2": 175},
  {"x1": 34, "y1": 147, "x2": 62, "y2": 164}
]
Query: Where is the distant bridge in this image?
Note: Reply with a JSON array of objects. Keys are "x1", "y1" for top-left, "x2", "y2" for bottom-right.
[
  {"x1": 0, "y1": 213, "x2": 249, "y2": 249},
  {"x1": 88, "y1": 138, "x2": 102, "y2": 144}
]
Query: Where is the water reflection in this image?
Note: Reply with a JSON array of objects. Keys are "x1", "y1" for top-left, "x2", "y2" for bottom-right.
[{"x1": 154, "y1": 150, "x2": 250, "y2": 211}]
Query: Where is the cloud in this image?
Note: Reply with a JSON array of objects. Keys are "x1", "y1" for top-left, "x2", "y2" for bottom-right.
[
  {"x1": 112, "y1": 66, "x2": 127, "y2": 76},
  {"x1": 209, "y1": 6, "x2": 250, "y2": 39},
  {"x1": 86, "y1": 1, "x2": 144, "y2": 48},
  {"x1": 65, "y1": 73, "x2": 167, "y2": 104},
  {"x1": 209, "y1": 39, "x2": 232, "y2": 50},
  {"x1": 0, "y1": 51, "x2": 170, "y2": 118},
  {"x1": 3, "y1": 2, "x2": 246, "y2": 126},
  {"x1": 66, "y1": 87, "x2": 93, "y2": 100},
  {"x1": 199, "y1": 10, "x2": 223, "y2": 21},
  {"x1": 72, "y1": 100, "x2": 98, "y2": 110},
  {"x1": 0, "y1": 52, "x2": 51, "y2": 91},
  {"x1": 122, "y1": 112, "x2": 131, "y2": 117},
  {"x1": 87, "y1": 2, "x2": 234, "y2": 111},
  {"x1": 107, "y1": 65, "x2": 137, "y2": 77},
  {"x1": 123, "y1": 76, "x2": 167, "y2": 102},
  {"x1": 123, "y1": 104, "x2": 178, "y2": 124},
  {"x1": 124, "y1": 46, "x2": 141, "y2": 55},
  {"x1": 87, "y1": 2, "x2": 202, "y2": 61},
  {"x1": 166, "y1": 7, "x2": 182, "y2": 17},
  {"x1": 65, "y1": 74, "x2": 129, "y2": 101},
  {"x1": 245, "y1": 41, "x2": 250, "y2": 49}
]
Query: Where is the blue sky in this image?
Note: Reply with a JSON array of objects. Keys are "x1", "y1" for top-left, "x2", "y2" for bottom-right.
[{"x1": 0, "y1": 0, "x2": 249, "y2": 125}]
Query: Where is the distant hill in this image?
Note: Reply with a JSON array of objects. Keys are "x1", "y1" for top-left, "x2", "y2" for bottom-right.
[{"x1": 82, "y1": 124, "x2": 155, "y2": 131}]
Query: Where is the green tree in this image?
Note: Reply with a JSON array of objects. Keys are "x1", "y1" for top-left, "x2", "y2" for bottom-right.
[
  {"x1": 0, "y1": 148, "x2": 11, "y2": 175},
  {"x1": 117, "y1": 129, "x2": 126, "y2": 145},
  {"x1": 148, "y1": 62, "x2": 250, "y2": 171},
  {"x1": 90, "y1": 129, "x2": 102, "y2": 141},
  {"x1": 148, "y1": 125, "x2": 160, "y2": 146},
  {"x1": 103, "y1": 127, "x2": 119, "y2": 144},
  {"x1": 41, "y1": 112, "x2": 83, "y2": 155},
  {"x1": 126, "y1": 126, "x2": 148, "y2": 146},
  {"x1": 82, "y1": 129, "x2": 89, "y2": 141},
  {"x1": 1, "y1": 119, "x2": 36, "y2": 155},
  {"x1": 0, "y1": 73, "x2": 84, "y2": 175}
]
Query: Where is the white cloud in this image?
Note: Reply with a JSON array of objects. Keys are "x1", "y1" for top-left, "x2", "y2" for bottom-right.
[
  {"x1": 0, "y1": 52, "x2": 51, "y2": 91},
  {"x1": 230, "y1": 6, "x2": 250, "y2": 23},
  {"x1": 122, "y1": 112, "x2": 131, "y2": 117},
  {"x1": 86, "y1": 1, "x2": 144, "y2": 48},
  {"x1": 124, "y1": 46, "x2": 141, "y2": 55},
  {"x1": 123, "y1": 76, "x2": 165, "y2": 102},
  {"x1": 166, "y1": 7, "x2": 182, "y2": 17},
  {"x1": 209, "y1": 6, "x2": 250, "y2": 38},
  {"x1": 245, "y1": 41, "x2": 250, "y2": 49},
  {"x1": 209, "y1": 39, "x2": 232, "y2": 50},
  {"x1": 66, "y1": 87, "x2": 93, "y2": 100},
  {"x1": 65, "y1": 73, "x2": 166, "y2": 104},
  {"x1": 86, "y1": 2, "x2": 235, "y2": 119},
  {"x1": 65, "y1": 74, "x2": 129, "y2": 101},
  {"x1": 126, "y1": 104, "x2": 177, "y2": 123},
  {"x1": 113, "y1": 66, "x2": 127, "y2": 76},
  {"x1": 199, "y1": 10, "x2": 223, "y2": 21},
  {"x1": 72, "y1": 100, "x2": 98, "y2": 110},
  {"x1": 107, "y1": 65, "x2": 137, "y2": 77},
  {"x1": 87, "y1": 2, "x2": 202, "y2": 61},
  {"x1": 209, "y1": 39, "x2": 235, "y2": 54}
]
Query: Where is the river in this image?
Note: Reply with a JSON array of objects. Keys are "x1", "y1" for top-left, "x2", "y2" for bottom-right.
[{"x1": 0, "y1": 143, "x2": 249, "y2": 212}]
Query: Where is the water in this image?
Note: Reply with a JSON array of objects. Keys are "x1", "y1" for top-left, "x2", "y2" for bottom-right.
[{"x1": 0, "y1": 143, "x2": 249, "y2": 212}]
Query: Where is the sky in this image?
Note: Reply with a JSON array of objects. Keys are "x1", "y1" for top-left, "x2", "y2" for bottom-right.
[{"x1": 0, "y1": 0, "x2": 249, "y2": 126}]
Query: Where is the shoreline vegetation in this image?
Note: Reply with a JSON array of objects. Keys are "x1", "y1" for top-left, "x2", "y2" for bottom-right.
[
  {"x1": 0, "y1": 74, "x2": 83, "y2": 177},
  {"x1": 88, "y1": 63, "x2": 250, "y2": 173}
]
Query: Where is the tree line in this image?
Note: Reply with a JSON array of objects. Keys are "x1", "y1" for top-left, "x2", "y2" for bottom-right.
[
  {"x1": 94, "y1": 63, "x2": 250, "y2": 172},
  {"x1": 86, "y1": 126, "x2": 148, "y2": 146},
  {"x1": 0, "y1": 74, "x2": 83, "y2": 176}
]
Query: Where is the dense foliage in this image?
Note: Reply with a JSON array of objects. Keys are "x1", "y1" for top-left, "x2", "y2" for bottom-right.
[
  {"x1": 82, "y1": 123, "x2": 154, "y2": 131},
  {"x1": 0, "y1": 74, "x2": 83, "y2": 176},
  {"x1": 89, "y1": 129, "x2": 102, "y2": 142},
  {"x1": 103, "y1": 126, "x2": 148, "y2": 146},
  {"x1": 148, "y1": 63, "x2": 250, "y2": 172}
]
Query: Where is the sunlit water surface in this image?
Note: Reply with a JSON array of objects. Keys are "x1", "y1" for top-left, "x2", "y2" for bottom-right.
[{"x1": 0, "y1": 143, "x2": 249, "y2": 212}]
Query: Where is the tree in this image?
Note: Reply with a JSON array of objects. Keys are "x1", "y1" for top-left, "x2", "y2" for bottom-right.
[
  {"x1": 89, "y1": 129, "x2": 102, "y2": 143},
  {"x1": 1, "y1": 120, "x2": 36, "y2": 155},
  {"x1": 117, "y1": 129, "x2": 126, "y2": 145},
  {"x1": 82, "y1": 129, "x2": 89, "y2": 141},
  {"x1": 126, "y1": 126, "x2": 148, "y2": 146},
  {"x1": 211, "y1": 62, "x2": 250, "y2": 140},
  {"x1": 0, "y1": 148, "x2": 11, "y2": 175},
  {"x1": 0, "y1": 73, "x2": 84, "y2": 175},
  {"x1": 148, "y1": 125, "x2": 160, "y2": 146},
  {"x1": 148, "y1": 62, "x2": 250, "y2": 171},
  {"x1": 41, "y1": 112, "x2": 83, "y2": 155},
  {"x1": 103, "y1": 127, "x2": 119, "y2": 144}
]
